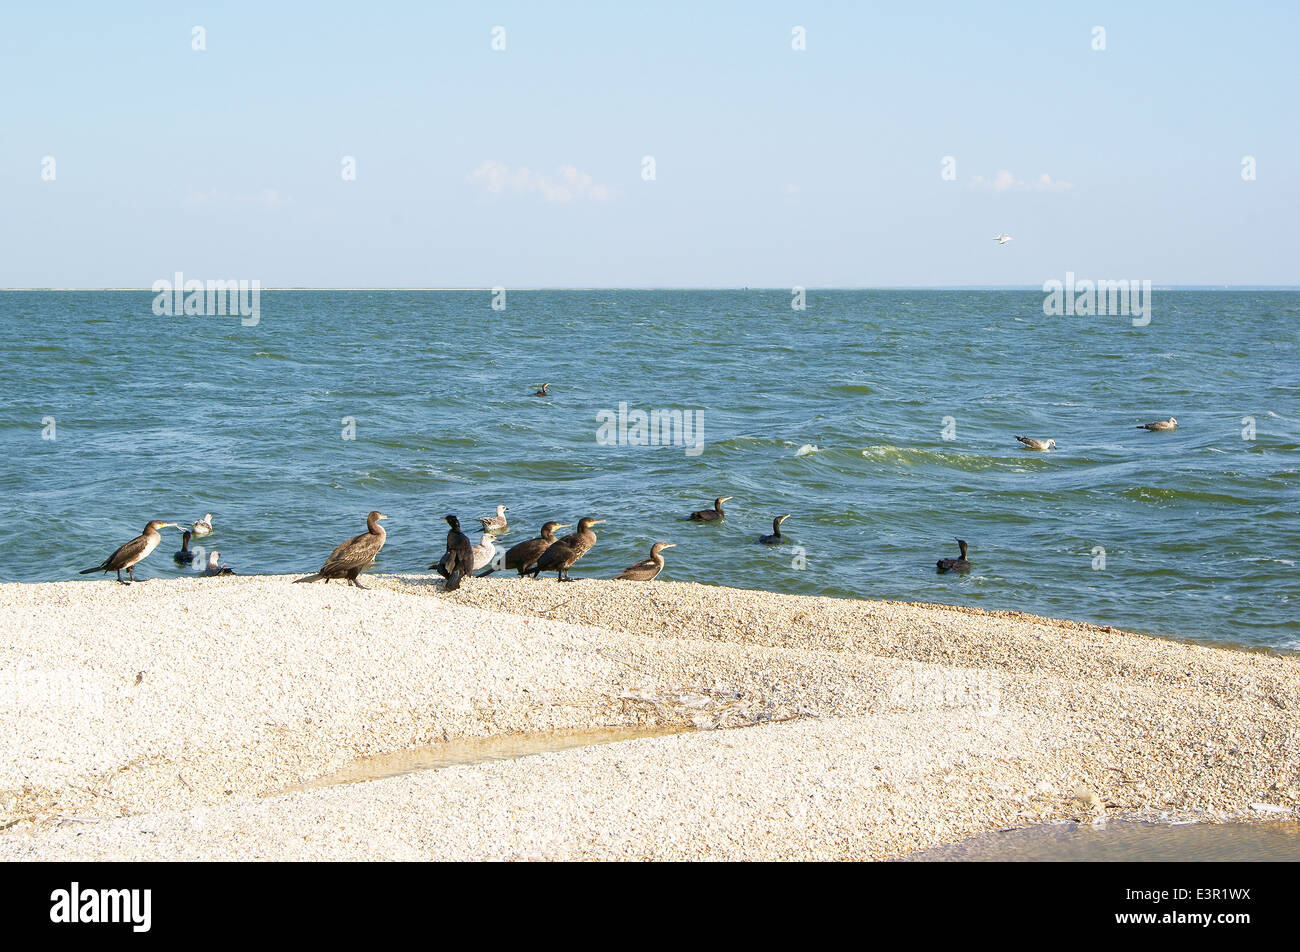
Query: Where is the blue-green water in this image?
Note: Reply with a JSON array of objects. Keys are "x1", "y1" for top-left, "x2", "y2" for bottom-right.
[{"x1": 2, "y1": 290, "x2": 1297, "y2": 649}]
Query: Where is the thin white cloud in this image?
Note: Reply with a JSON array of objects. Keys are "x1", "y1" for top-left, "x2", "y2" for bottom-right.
[
  {"x1": 969, "y1": 170, "x2": 1074, "y2": 192},
  {"x1": 467, "y1": 160, "x2": 616, "y2": 202}
]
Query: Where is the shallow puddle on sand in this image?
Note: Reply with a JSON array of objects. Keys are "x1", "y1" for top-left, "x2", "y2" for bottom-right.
[
  {"x1": 278, "y1": 724, "x2": 692, "y2": 794},
  {"x1": 901, "y1": 819, "x2": 1300, "y2": 862}
]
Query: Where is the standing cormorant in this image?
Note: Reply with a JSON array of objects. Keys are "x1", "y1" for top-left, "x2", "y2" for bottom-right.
[
  {"x1": 203, "y1": 551, "x2": 236, "y2": 576},
  {"x1": 615, "y1": 542, "x2": 675, "y2": 581},
  {"x1": 192, "y1": 513, "x2": 213, "y2": 538},
  {"x1": 80, "y1": 520, "x2": 180, "y2": 584},
  {"x1": 432, "y1": 514, "x2": 475, "y2": 591},
  {"x1": 294, "y1": 511, "x2": 388, "y2": 588},
  {"x1": 174, "y1": 530, "x2": 194, "y2": 566},
  {"x1": 530, "y1": 517, "x2": 605, "y2": 581},
  {"x1": 936, "y1": 539, "x2": 972, "y2": 573},
  {"x1": 496, "y1": 521, "x2": 570, "y2": 576},
  {"x1": 534, "y1": 383, "x2": 551, "y2": 397},
  {"x1": 479, "y1": 505, "x2": 509, "y2": 534},
  {"x1": 690, "y1": 496, "x2": 732, "y2": 521},
  {"x1": 759, "y1": 515, "x2": 791, "y2": 544},
  {"x1": 1016, "y1": 436, "x2": 1057, "y2": 451},
  {"x1": 1136, "y1": 417, "x2": 1178, "y2": 431}
]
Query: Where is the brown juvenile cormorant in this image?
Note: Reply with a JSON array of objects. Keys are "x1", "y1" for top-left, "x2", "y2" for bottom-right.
[
  {"x1": 203, "y1": 551, "x2": 236, "y2": 576},
  {"x1": 494, "y1": 521, "x2": 570, "y2": 576},
  {"x1": 530, "y1": 517, "x2": 605, "y2": 581},
  {"x1": 294, "y1": 511, "x2": 388, "y2": 588},
  {"x1": 1015, "y1": 436, "x2": 1056, "y2": 451},
  {"x1": 192, "y1": 513, "x2": 213, "y2": 538},
  {"x1": 534, "y1": 383, "x2": 550, "y2": 396},
  {"x1": 690, "y1": 496, "x2": 732, "y2": 521},
  {"x1": 80, "y1": 520, "x2": 180, "y2": 584},
  {"x1": 936, "y1": 539, "x2": 972, "y2": 573},
  {"x1": 615, "y1": 542, "x2": 675, "y2": 581},
  {"x1": 479, "y1": 505, "x2": 509, "y2": 534},
  {"x1": 1136, "y1": 417, "x2": 1178, "y2": 431},
  {"x1": 759, "y1": 514, "x2": 790, "y2": 544},
  {"x1": 432, "y1": 514, "x2": 475, "y2": 591},
  {"x1": 174, "y1": 530, "x2": 194, "y2": 566}
]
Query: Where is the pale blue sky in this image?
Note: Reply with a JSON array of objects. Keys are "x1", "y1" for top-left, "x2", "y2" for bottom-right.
[{"x1": 2, "y1": 1, "x2": 1296, "y2": 287}]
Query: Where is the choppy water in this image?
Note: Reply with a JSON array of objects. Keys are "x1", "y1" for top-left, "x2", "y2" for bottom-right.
[{"x1": 2, "y1": 290, "x2": 1297, "y2": 649}]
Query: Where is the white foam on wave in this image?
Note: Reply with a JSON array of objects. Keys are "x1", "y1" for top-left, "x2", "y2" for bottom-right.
[{"x1": 795, "y1": 444, "x2": 819, "y2": 456}]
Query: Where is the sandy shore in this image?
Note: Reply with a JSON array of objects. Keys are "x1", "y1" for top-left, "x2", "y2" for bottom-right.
[{"x1": 2, "y1": 574, "x2": 1297, "y2": 860}]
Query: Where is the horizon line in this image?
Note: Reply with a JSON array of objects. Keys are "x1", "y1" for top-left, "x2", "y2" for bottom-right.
[{"x1": 4, "y1": 285, "x2": 1299, "y2": 292}]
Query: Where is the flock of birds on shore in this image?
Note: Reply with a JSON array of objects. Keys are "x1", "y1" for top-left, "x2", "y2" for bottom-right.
[{"x1": 77, "y1": 400, "x2": 1182, "y2": 588}]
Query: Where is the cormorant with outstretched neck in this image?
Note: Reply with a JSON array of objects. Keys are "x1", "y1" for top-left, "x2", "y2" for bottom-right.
[
  {"x1": 174, "y1": 530, "x2": 194, "y2": 565},
  {"x1": 615, "y1": 542, "x2": 675, "y2": 581},
  {"x1": 294, "y1": 511, "x2": 388, "y2": 588},
  {"x1": 80, "y1": 520, "x2": 180, "y2": 584},
  {"x1": 936, "y1": 539, "x2": 972, "y2": 573},
  {"x1": 494, "y1": 521, "x2": 570, "y2": 576},
  {"x1": 534, "y1": 383, "x2": 550, "y2": 397},
  {"x1": 530, "y1": 517, "x2": 605, "y2": 581},
  {"x1": 433, "y1": 514, "x2": 475, "y2": 591},
  {"x1": 759, "y1": 515, "x2": 790, "y2": 544},
  {"x1": 690, "y1": 496, "x2": 731, "y2": 521},
  {"x1": 479, "y1": 505, "x2": 509, "y2": 534}
]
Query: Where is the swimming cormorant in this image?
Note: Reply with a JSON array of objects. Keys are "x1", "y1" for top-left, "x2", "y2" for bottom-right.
[
  {"x1": 690, "y1": 496, "x2": 732, "y2": 521},
  {"x1": 496, "y1": 521, "x2": 570, "y2": 576},
  {"x1": 479, "y1": 505, "x2": 509, "y2": 534},
  {"x1": 1136, "y1": 417, "x2": 1178, "y2": 431},
  {"x1": 759, "y1": 515, "x2": 791, "y2": 544},
  {"x1": 936, "y1": 539, "x2": 972, "y2": 573},
  {"x1": 432, "y1": 514, "x2": 475, "y2": 591},
  {"x1": 293, "y1": 511, "x2": 387, "y2": 588},
  {"x1": 534, "y1": 383, "x2": 550, "y2": 396},
  {"x1": 1016, "y1": 436, "x2": 1057, "y2": 451},
  {"x1": 529, "y1": 517, "x2": 605, "y2": 581},
  {"x1": 174, "y1": 530, "x2": 194, "y2": 566},
  {"x1": 615, "y1": 542, "x2": 675, "y2": 581},
  {"x1": 192, "y1": 513, "x2": 213, "y2": 538},
  {"x1": 79, "y1": 520, "x2": 180, "y2": 584}
]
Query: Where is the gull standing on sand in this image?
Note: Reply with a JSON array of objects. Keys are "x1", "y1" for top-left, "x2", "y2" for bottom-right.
[
  {"x1": 1015, "y1": 436, "x2": 1057, "y2": 451},
  {"x1": 470, "y1": 532, "x2": 498, "y2": 572},
  {"x1": 1136, "y1": 417, "x2": 1178, "y2": 431},
  {"x1": 615, "y1": 542, "x2": 675, "y2": 581},
  {"x1": 530, "y1": 517, "x2": 605, "y2": 582},
  {"x1": 191, "y1": 513, "x2": 213, "y2": 538},
  {"x1": 433, "y1": 514, "x2": 475, "y2": 591},
  {"x1": 79, "y1": 520, "x2": 180, "y2": 584},
  {"x1": 203, "y1": 551, "x2": 236, "y2": 576},
  {"x1": 479, "y1": 505, "x2": 509, "y2": 534},
  {"x1": 993, "y1": 234, "x2": 1013, "y2": 245},
  {"x1": 293, "y1": 511, "x2": 387, "y2": 589}
]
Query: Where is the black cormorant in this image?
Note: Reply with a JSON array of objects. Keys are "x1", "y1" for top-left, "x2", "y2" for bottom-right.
[
  {"x1": 936, "y1": 539, "x2": 972, "y2": 573},
  {"x1": 432, "y1": 514, "x2": 475, "y2": 591},
  {"x1": 759, "y1": 515, "x2": 790, "y2": 544},
  {"x1": 174, "y1": 530, "x2": 194, "y2": 566},
  {"x1": 530, "y1": 517, "x2": 605, "y2": 581},
  {"x1": 690, "y1": 496, "x2": 731, "y2": 521}
]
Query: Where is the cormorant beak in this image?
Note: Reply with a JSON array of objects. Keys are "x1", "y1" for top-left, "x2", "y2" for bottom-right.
[
  {"x1": 558, "y1": 523, "x2": 572, "y2": 529},
  {"x1": 662, "y1": 543, "x2": 676, "y2": 549},
  {"x1": 591, "y1": 519, "x2": 607, "y2": 525}
]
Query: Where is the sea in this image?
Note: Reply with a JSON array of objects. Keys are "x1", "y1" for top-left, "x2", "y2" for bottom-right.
[{"x1": 2, "y1": 289, "x2": 1296, "y2": 650}]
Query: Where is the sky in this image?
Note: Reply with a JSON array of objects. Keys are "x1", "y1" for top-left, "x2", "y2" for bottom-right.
[{"x1": 2, "y1": 1, "x2": 1297, "y2": 287}]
